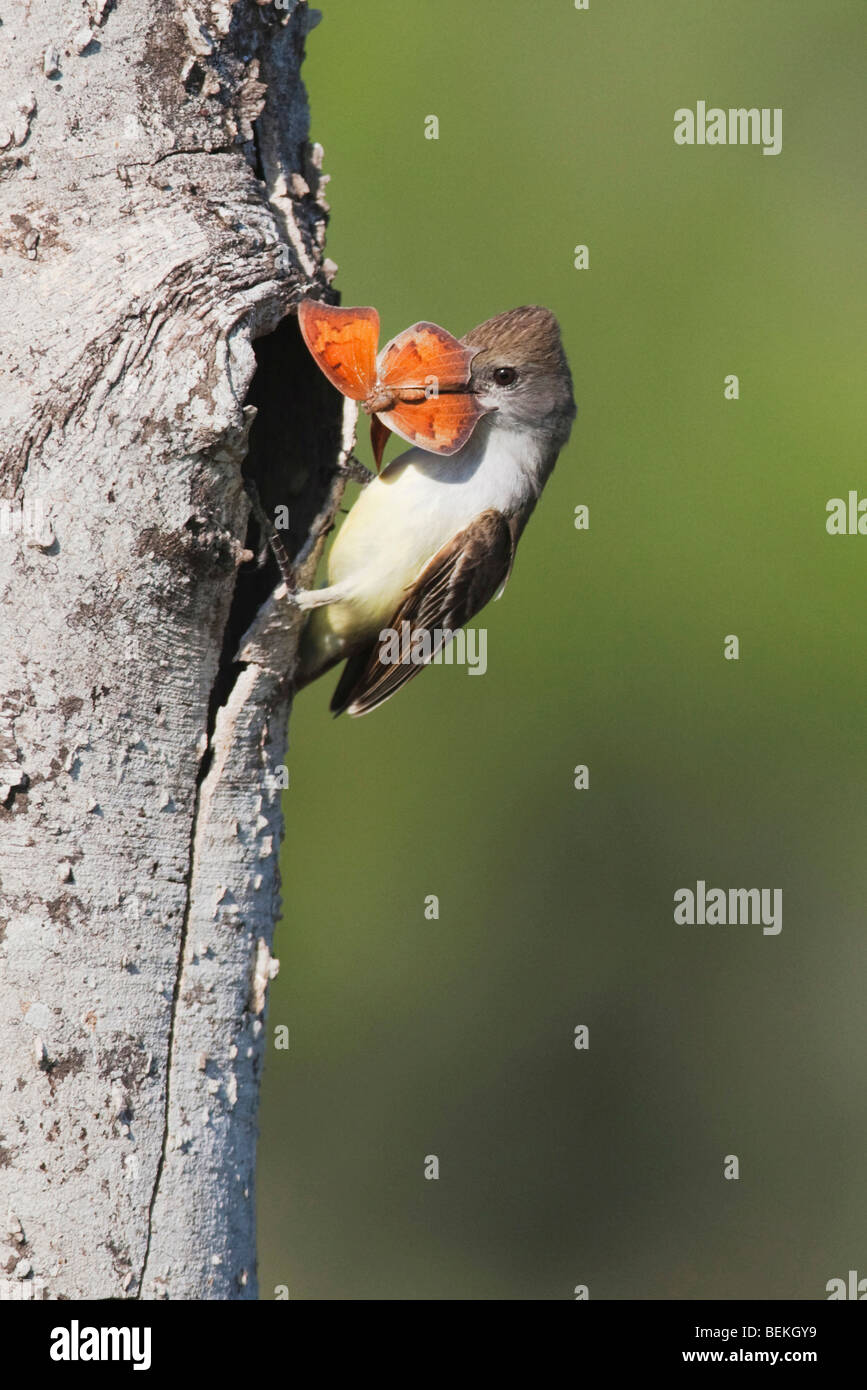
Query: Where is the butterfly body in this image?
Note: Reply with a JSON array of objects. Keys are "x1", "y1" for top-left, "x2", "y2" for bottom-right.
[{"x1": 361, "y1": 385, "x2": 415, "y2": 415}]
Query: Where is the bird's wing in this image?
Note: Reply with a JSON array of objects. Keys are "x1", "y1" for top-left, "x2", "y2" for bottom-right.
[{"x1": 331, "y1": 509, "x2": 518, "y2": 717}]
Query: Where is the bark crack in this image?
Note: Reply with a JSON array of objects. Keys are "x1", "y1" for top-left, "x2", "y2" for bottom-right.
[
  {"x1": 119, "y1": 144, "x2": 239, "y2": 171},
  {"x1": 137, "y1": 731, "x2": 212, "y2": 1297}
]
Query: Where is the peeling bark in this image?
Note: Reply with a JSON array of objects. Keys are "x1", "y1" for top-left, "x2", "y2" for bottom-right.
[{"x1": 0, "y1": 0, "x2": 342, "y2": 1299}]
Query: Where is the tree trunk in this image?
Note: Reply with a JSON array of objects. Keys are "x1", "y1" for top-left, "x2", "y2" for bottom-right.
[{"x1": 0, "y1": 0, "x2": 344, "y2": 1299}]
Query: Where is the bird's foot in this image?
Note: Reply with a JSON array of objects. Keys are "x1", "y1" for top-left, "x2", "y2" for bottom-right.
[
  {"x1": 244, "y1": 479, "x2": 297, "y2": 589},
  {"x1": 337, "y1": 452, "x2": 373, "y2": 486}
]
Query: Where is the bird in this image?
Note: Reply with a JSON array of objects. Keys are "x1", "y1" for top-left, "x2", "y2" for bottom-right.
[{"x1": 293, "y1": 303, "x2": 576, "y2": 716}]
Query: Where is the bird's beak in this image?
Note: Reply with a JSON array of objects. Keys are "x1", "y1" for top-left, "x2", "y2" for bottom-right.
[{"x1": 370, "y1": 415, "x2": 391, "y2": 471}]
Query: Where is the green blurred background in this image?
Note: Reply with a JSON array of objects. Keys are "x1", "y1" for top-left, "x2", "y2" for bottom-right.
[{"x1": 258, "y1": 0, "x2": 866, "y2": 1298}]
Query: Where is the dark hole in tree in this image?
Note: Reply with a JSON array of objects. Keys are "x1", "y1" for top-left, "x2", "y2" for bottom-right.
[{"x1": 200, "y1": 311, "x2": 343, "y2": 767}]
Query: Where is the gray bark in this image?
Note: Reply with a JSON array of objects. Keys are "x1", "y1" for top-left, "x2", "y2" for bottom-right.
[{"x1": 0, "y1": 0, "x2": 344, "y2": 1299}]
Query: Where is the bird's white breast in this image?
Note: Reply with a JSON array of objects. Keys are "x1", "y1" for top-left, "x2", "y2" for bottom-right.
[{"x1": 326, "y1": 421, "x2": 544, "y2": 626}]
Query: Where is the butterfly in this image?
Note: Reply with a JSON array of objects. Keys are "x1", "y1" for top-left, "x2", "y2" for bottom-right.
[{"x1": 297, "y1": 299, "x2": 489, "y2": 469}]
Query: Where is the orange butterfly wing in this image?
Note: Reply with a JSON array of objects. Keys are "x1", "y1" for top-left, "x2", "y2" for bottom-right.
[
  {"x1": 376, "y1": 321, "x2": 488, "y2": 456},
  {"x1": 378, "y1": 321, "x2": 475, "y2": 392},
  {"x1": 378, "y1": 394, "x2": 487, "y2": 457},
  {"x1": 297, "y1": 300, "x2": 379, "y2": 401}
]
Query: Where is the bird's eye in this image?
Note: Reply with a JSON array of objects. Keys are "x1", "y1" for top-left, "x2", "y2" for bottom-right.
[{"x1": 493, "y1": 366, "x2": 518, "y2": 386}]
